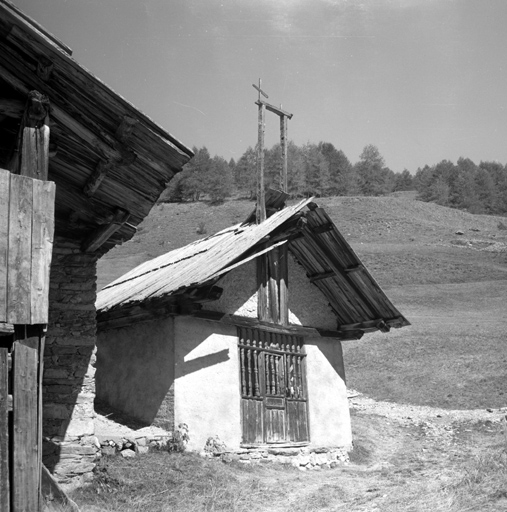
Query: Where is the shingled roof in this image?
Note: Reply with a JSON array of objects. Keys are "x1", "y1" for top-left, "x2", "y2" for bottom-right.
[
  {"x1": 0, "y1": 1, "x2": 193, "y2": 253},
  {"x1": 97, "y1": 199, "x2": 410, "y2": 335}
]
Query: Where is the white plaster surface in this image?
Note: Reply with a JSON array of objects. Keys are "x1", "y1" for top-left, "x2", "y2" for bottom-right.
[
  {"x1": 174, "y1": 317, "x2": 241, "y2": 452},
  {"x1": 206, "y1": 260, "x2": 258, "y2": 318},
  {"x1": 96, "y1": 318, "x2": 175, "y2": 424},
  {"x1": 304, "y1": 337, "x2": 352, "y2": 448},
  {"x1": 287, "y1": 255, "x2": 337, "y2": 330},
  {"x1": 206, "y1": 255, "x2": 337, "y2": 330}
]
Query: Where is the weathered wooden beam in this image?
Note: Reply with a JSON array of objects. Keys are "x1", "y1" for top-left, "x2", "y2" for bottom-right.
[
  {"x1": 255, "y1": 100, "x2": 293, "y2": 119},
  {"x1": 339, "y1": 318, "x2": 394, "y2": 333},
  {"x1": 30, "y1": 180, "x2": 55, "y2": 323},
  {"x1": 256, "y1": 101, "x2": 266, "y2": 224},
  {"x1": 7, "y1": 174, "x2": 33, "y2": 324},
  {"x1": 192, "y1": 310, "x2": 361, "y2": 340},
  {"x1": 309, "y1": 271, "x2": 335, "y2": 283},
  {"x1": 1, "y1": 1, "x2": 73, "y2": 55},
  {"x1": 81, "y1": 208, "x2": 130, "y2": 253},
  {"x1": 10, "y1": 90, "x2": 51, "y2": 179},
  {"x1": 0, "y1": 63, "x2": 129, "y2": 165},
  {"x1": 36, "y1": 56, "x2": 53, "y2": 81},
  {"x1": 280, "y1": 114, "x2": 288, "y2": 192},
  {"x1": 0, "y1": 171, "x2": 9, "y2": 322},
  {"x1": 185, "y1": 285, "x2": 223, "y2": 303},
  {"x1": 267, "y1": 248, "x2": 279, "y2": 323},
  {"x1": 300, "y1": 224, "x2": 379, "y2": 319},
  {"x1": 0, "y1": 98, "x2": 24, "y2": 118},
  {"x1": 312, "y1": 222, "x2": 334, "y2": 235},
  {"x1": 83, "y1": 159, "x2": 113, "y2": 197},
  {"x1": 257, "y1": 252, "x2": 269, "y2": 322},
  {"x1": 115, "y1": 116, "x2": 138, "y2": 142},
  {"x1": 278, "y1": 245, "x2": 288, "y2": 326},
  {"x1": 12, "y1": 341, "x2": 39, "y2": 511},
  {"x1": 0, "y1": 348, "x2": 9, "y2": 512}
]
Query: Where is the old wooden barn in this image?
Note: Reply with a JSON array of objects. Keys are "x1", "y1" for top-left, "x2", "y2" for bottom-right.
[
  {"x1": 0, "y1": 1, "x2": 193, "y2": 508},
  {"x1": 96, "y1": 198, "x2": 410, "y2": 461}
]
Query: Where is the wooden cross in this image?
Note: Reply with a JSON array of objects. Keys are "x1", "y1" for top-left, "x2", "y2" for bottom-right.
[{"x1": 252, "y1": 79, "x2": 293, "y2": 225}]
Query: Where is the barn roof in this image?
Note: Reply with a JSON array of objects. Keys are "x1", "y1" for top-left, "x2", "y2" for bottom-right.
[
  {"x1": 97, "y1": 199, "x2": 410, "y2": 335},
  {"x1": 0, "y1": 1, "x2": 193, "y2": 253}
]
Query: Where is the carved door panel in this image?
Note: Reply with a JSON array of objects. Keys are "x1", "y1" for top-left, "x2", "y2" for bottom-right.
[{"x1": 239, "y1": 328, "x2": 308, "y2": 445}]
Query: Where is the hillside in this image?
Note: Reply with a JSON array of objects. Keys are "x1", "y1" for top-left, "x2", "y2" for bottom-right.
[
  {"x1": 98, "y1": 192, "x2": 507, "y2": 289},
  {"x1": 97, "y1": 193, "x2": 507, "y2": 410}
]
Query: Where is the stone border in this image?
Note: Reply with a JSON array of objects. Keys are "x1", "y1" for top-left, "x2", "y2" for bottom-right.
[
  {"x1": 202, "y1": 445, "x2": 350, "y2": 471},
  {"x1": 96, "y1": 432, "x2": 172, "y2": 458}
]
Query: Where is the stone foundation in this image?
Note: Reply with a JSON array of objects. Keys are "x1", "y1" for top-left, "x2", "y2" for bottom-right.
[
  {"x1": 43, "y1": 237, "x2": 100, "y2": 487},
  {"x1": 203, "y1": 443, "x2": 350, "y2": 470}
]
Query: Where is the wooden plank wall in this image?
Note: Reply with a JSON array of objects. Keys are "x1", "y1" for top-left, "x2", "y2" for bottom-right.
[
  {"x1": 12, "y1": 341, "x2": 39, "y2": 511},
  {"x1": 0, "y1": 348, "x2": 9, "y2": 512},
  {"x1": 0, "y1": 169, "x2": 55, "y2": 325}
]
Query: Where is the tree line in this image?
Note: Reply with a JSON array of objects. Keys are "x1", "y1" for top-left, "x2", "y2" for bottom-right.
[
  {"x1": 160, "y1": 142, "x2": 507, "y2": 217},
  {"x1": 413, "y1": 158, "x2": 507, "y2": 215},
  {"x1": 160, "y1": 142, "x2": 413, "y2": 204}
]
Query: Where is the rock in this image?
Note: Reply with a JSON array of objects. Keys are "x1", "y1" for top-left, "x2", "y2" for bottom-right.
[
  {"x1": 137, "y1": 446, "x2": 149, "y2": 455},
  {"x1": 455, "y1": 230, "x2": 464, "y2": 235},
  {"x1": 101, "y1": 446, "x2": 116, "y2": 457},
  {"x1": 120, "y1": 449, "x2": 136, "y2": 458}
]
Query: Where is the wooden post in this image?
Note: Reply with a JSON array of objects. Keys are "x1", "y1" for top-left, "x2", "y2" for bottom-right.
[
  {"x1": 280, "y1": 114, "x2": 288, "y2": 193},
  {"x1": 13, "y1": 91, "x2": 50, "y2": 180},
  {"x1": 256, "y1": 100, "x2": 266, "y2": 224},
  {"x1": 0, "y1": 348, "x2": 9, "y2": 512},
  {"x1": 279, "y1": 113, "x2": 289, "y2": 326},
  {"x1": 15, "y1": 89, "x2": 52, "y2": 512},
  {"x1": 12, "y1": 341, "x2": 39, "y2": 512}
]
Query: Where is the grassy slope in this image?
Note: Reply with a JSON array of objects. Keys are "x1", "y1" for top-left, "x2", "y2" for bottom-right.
[{"x1": 98, "y1": 192, "x2": 507, "y2": 409}]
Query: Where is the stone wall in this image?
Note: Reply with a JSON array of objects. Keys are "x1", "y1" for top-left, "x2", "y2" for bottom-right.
[{"x1": 42, "y1": 237, "x2": 100, "y2": 488}]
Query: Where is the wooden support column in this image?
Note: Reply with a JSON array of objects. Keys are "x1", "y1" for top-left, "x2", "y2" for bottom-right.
[
  {"x1": 257, "y1": 246, "x2": 269, "y2": 322},
  {"x1": 15, "y1": 91, "x2": 51, "y2": 180},
  {"x1": 279, "y1": 112, "x2": 289, "y2": 326},
  {"x1": 280, "y1": 114, "x2": 288, "y2": 193},
  {"x1": 267, "y1": 248, "x2": 279, "y2": 323},
  {"x1": 14, "y1": 89, "x2": 52, "y2": 511},
  {"x1": 256, "y1": 101, "x2": 266, "y2": 224},
  {"x1": 0, "y1": 348, "x2": 9, "y2": 512}
]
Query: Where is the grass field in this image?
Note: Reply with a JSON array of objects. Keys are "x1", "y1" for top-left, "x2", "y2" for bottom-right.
[{"x1": 84, "y1": 192, "x2": 507, "y2": 511}]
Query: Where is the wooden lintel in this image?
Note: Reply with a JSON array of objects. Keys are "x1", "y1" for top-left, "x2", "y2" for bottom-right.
[
  {"x1": 309, "y1": 271, "x2": 335, "y2": 283},
  {"x1": 115, "y1": 116, "x2": 138, "y2": 142},
  {"x1": 192, "y1": 310, "x2": 358, "y2": 340},
  {"x1": 255, "y1": 100, "x2": 293, "y2": 119},
  {"x1": 83, "y1": 160, "x2": 113, "y2": 197},
  {"x1": 81, "y1": 208, "x2": 130, "y2": 253},
  {"x1": 0, "y1": 98, "x2": 24, "y2": 118}
]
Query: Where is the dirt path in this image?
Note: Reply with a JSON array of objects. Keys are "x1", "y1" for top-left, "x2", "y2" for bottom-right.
[{"x1": 266, "y1": 393, "x2": 507, "y2": 511}]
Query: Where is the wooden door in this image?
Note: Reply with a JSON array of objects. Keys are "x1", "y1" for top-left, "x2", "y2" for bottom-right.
[{"x1": 239, "y1": 328, "x2": 309, "y2": 445}]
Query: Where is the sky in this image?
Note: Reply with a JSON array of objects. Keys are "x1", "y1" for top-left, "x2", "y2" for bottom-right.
[{"x1": 13, "y1": 0, "x2": 507, "y2": 173}]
